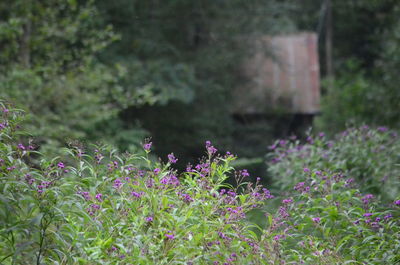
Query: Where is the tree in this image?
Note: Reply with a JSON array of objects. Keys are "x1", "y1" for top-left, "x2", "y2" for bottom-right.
[
  {"x1": 0, "y1": 0, "x2": 167, "y2": 154},
  {"x1": 96, "y1": 0, "x2": 296, "y2": 166}
]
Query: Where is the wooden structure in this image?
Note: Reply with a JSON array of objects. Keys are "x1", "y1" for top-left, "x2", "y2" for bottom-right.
[{"x1": 232, "y1": 32, "x2": 320, "y2": 115}]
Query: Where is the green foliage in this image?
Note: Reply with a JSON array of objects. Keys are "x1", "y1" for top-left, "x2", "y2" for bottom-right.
[
  {"x1": 97, "y1": 0, "x2": 296, "y2": 163},
  {"x1": 0, "y1": 102, "x2": 269, "y2": 264},
  {"x1": 0, "y1": 0, "x2": 196, "y2": 157},
  {"x1": 2, "y1": 102, "x2": 400, "y2": 264},
  {"x1": 315, "y1": 62, "x2": 378, "y2": 132},
  {"x1": 267, "y1": 127, "x2": 400, "y2": 202},
  {"x1": 0, "y1": 0, "x2": 120, "y2": 155},
  {"x1": 265, "y1": 169, "x2": 400, "y2": 264},
  {"x1": 1, "y1": 102, "x2": 399, "y2": 264},
  {"x1": 315, "y1": 60, "x2": 400, "y2": 132},
  {"x1": 310, "y1": 1, "x2": 400, "y2": 132}
]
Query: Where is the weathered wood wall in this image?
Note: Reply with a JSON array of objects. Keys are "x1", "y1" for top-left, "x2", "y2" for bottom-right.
[{"x1": 232, "y1": 32, "x2": 320, "y2": 114}]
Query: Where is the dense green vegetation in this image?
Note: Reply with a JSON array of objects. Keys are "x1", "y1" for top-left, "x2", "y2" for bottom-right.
[
  {"x1": 1, "y1": 1, "x2": 400, "y2": 264},
  {"x1": 1, "y1": 104, "x2": 399, "y2": 264},
  {"x1": 267, "y1": 127, "x2": 400, "y2": 202}
]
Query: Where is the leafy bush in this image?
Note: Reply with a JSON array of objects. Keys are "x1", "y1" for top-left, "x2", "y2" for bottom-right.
[
  {"x1": 263, "y1": 169, "x2": 400, "y2": 264},
  {"x1": 1, "y1": 102, "x2": 399, "y2": 264},
  {"x1": 267, "y1": 127, "x2": 400, "y2": 201},
  {"x1": 0, "y1": 102, "x2": 273, "y2": 264}
]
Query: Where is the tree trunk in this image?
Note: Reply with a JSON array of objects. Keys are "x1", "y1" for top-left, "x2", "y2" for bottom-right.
[
  {"x1": 20, "y1": 19, "x2": 32, "y2": 68},
  {"x1": 325, "y1": 0, "x2": 333, "y2": 87}
]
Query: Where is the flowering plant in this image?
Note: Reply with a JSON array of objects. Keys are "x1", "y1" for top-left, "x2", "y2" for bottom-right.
[
  {"x1": 0, "y1": 102, "x2": 398, "y2": 264},
  {"x1": 267, "y1": 127, "x2": 400, "y2": 201}
]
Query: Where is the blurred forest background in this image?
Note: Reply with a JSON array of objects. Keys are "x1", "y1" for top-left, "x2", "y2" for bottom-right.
[{"x1": 1, "y1": 0, "x2": 400, "y2": 180}]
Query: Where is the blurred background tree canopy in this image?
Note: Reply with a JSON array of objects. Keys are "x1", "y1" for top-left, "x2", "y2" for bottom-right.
[{"x1": 1, "y1": 0, "x2": 399, "y2": 172}]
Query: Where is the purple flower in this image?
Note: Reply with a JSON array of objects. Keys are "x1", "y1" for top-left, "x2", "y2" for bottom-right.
[
  {"x1": 95, "y1": 193, "x2": 102, "y2": 202},
  {"x1": 278, "y1": 207, "x2": 289, "y2": 219},
  {"x1": 377, "y1": 126, "x2": 388, "y2": 132},
  {"x1": 312, "y1": 217, "x2": 321, "y2": 223},
  {"x1": 268, "y1": 144, "x2": 277, "y2": 150},
  {"x1": 91, "y1": 204, "x2": 100, "y2": 210},
  {"x1": 146, "y1": 179, "x2": 154, "y2": 188},
  {"x1": 294, "y1": 182, "x2": 308, "y2": 193},
  {"x1": 168, "y1": 153, "x2": 178, "y2": 164},
  {"x1": 160, "y1": 173, "x2": 180, "y2": 187},
  {"x1": 273, "y1": 234, "x2": 284, "y2": 241},
  {"x1": 240, "y1": 169, "x2": 250, "y2": 177},
  {"x1": 143, "y1": 141, "x2": 152, "y2": 152},
  {"x1": 362, "y1": 194, "x2": 374, "y2": 204},
  {"x1": 145, "y1": 216, "x2": 153, "y2": 222},
  {"x1": 153, "y1": 168, "x2": 161, "y2": 175},
  {"x1": 225, "y1": 151, "x2": 234, "y2": 158},
  {"x1": 165, "y1": 231, "x2": 175, "y2": 240},
  {"x1": 384, "y1": 214, "x2": 393, "y2": 220},
  {"x1": 262, "y1": 188, "x2": 274, "y2": 199},
  {"x1": 303, "y1": 168, "x2": 310, "y2": 173},
  {"x1": 80, "y1": 191, "x2": 91, "y2": 201},
  {"x1": 218, "y1": 232, "x2": 231, "y2": 240},
  {"x1": 17, "y1": 143, "x2": 25, "y2": 150},
  {"x1": 131, "y1": 191, "x2": 144, "y2": 198},
  {"x1": 205, "y1": 140, "x2": 217, "y2": 155},
  {"x1": 181, "y1": 193, "x2": 194, "y2": 203},
  {"x1": 344, "y1": 178, "x2": 354, "y2": 187},
  {"x1": 7, "y1": 166, "x2": 16, "y2": 171},
  {"x1": 95, "y1": 150, "x2": 104, "y2": 164},
  {"x1": 113, "y1": 178, "x2": 123, "y2": 189},
  {"x1": 394, "y1": 200, "x2": 400, "y2": 206},
  {"x1": 186, "y1": 164, "x2": 193, "y2": 172},
  {"x1": 363, "y1": 213, "x2": 373, "y2": 217},
  {"x1": 57, "y1": 162, "x2": 65, "y2": 169},
  {"x1": 282, "y1": 198, "x2": 293, "y2": 204}
]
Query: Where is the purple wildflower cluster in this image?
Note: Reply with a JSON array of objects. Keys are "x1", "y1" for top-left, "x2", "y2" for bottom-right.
[
  {"x1": 206, "y1": 141, "x2": 217, "y2": 155},
  {"x1": 95, "y1": 193, "x2": 103, "y2": 202},
  {"x1": 180, "y1": 193, "x2": 194, "y2": 203},
  {"x1": 2, "y1": 104, "x2": 398, "y2": 264},
  {"x1": 362, "y1": 194, "x2": 374, "y2": 205},
  {"x1": 131, "y1": 191, "x2": 145, "y2": 199},
  {"x1": 113, "y1": 178, "x2": 123, "y2": 189},
  {"x1": 190, "y1": 162, "x2": 211, "y2": 177},
  {"x1": 167, "y1": 153, "x2": 178, "y2": 164},
  {"x1": 24, "y1": 173, "x2": 35, "y2": 185},
  {"x1": 94, "y1": 149, "x2": 104, "y2": 164},
  {"x1": 294, "y1": 182, "x2": 310, "y2": 193},
  {"x1": 143, "y1": 140, "x2": 152, "y2": 152},
  {"x1": 107, "y1": 161, "x2": 119, "y2": 171},
  {"x1": 164, "y1": 231, "x2": 175, "y2": 240},
  {"x1": 77, "y1": 191, "x2": 92, "y2": 201},
  {"x1": 37, "y1": 181, "x2": 52, "y2": 194},
  {"x1": 159, "y1": 173, "x2": 180, "y2": 187}
]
